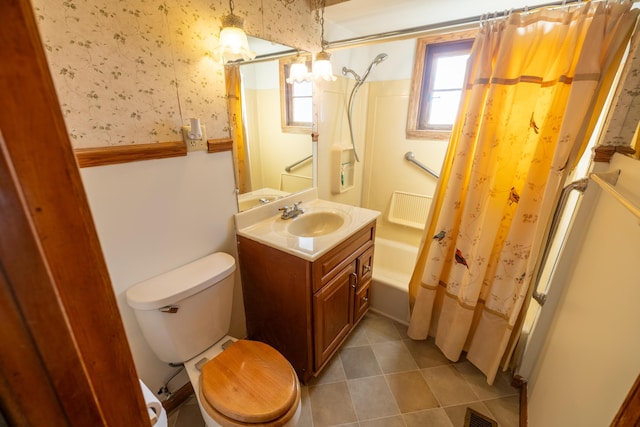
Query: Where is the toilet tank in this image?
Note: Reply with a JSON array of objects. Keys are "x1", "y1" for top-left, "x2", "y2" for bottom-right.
[{"x1": 126, "y1": 252, "x2": 236, "y2": 364}]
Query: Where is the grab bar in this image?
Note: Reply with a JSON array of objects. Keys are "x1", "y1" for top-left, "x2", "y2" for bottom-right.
[
  {"x1": 284, "y1": 154, "x2": 312, "y2": 173},
  {"x1": 531, "y1": 170, "x2": 622, "y2": 306},
  {"x1": 404, "y1": 152, "x2": 439, "y2": 179},
  {"x1": 532, "y1": 177, "x2": 589, "y2": 306}
]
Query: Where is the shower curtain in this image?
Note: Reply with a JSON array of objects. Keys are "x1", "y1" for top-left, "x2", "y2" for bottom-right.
[
  {"x1": 226, "y1": 65, "x2": 249, "y2": 194},
  {"x1": 407, "y1": 1, "x2": 639, "y2": 384}
]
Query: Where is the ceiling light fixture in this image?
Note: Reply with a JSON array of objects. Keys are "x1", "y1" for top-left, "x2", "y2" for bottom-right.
[
  {"x1": 312, "y1": 0, "x2": 336, "y2": 82},
  {"x1": 213, "y1": 0, "x2": 256, "y2": 63}
]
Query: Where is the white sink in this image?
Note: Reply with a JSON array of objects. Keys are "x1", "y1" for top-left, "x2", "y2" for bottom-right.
[
  {"x1": 287, "y1": 211, "x2": 345, "y2": 237},
  {"x1": 234, "y1": 189, "x2": 380, "y2": 260}
]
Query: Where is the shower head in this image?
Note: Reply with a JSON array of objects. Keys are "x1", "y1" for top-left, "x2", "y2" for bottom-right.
[
  {"x1": 372, "y1": 53, "x2": 388, "y2": 65},
  {"x1": 360, "y1": 53, "x2": 388, "y2": 82}
]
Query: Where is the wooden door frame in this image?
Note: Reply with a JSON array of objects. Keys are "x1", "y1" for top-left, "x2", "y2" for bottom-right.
[{"x1": 0, "y1": 1, "x2": 148, "y2": 425}]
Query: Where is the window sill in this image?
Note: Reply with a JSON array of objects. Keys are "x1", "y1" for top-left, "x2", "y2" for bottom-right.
[{"x1": 406, "y1": 129, "x2": 452, "y2": 141}]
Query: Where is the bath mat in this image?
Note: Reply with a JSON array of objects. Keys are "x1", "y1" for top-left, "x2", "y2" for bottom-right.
[{"x1": 464, "y1": 408, "x2": 498, "y2": 427}]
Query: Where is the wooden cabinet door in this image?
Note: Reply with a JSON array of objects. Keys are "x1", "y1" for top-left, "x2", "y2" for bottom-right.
[
  {"x1": 354, "y1": 281, "x2": 371, "y2": 323},
  {"x1": 357, "y1": 246, "x2": 374, "y2": 287},
  {"x1": 313, "y1": 262, "x2": 356, "y2": 371},
  {"x1": 354, "y1": 247, "x2": 374, "y2": 323}
]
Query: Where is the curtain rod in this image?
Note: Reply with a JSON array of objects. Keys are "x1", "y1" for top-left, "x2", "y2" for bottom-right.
[
  {"x1": 325, "y1": 0, "x2": 610, "y2": 51},
  {"x1": 243, "y1": 0, "x2": 627, "y2": 63}
]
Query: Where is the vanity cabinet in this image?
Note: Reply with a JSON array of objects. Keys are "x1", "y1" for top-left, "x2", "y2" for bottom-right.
[{"x1": 237, "y1": 220, "x2": 375, "y2": 383}]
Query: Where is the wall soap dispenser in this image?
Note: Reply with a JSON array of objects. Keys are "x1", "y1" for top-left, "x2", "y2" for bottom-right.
[{"x1": 331, "y1": 145, "x2": 355, "y2": 194}]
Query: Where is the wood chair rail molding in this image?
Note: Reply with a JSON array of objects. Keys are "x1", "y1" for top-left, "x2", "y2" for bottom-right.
[
  {"x1": 593, "y1": 145, "x2": 636, "y2": 163},
  {"x1": 74, "y1": 137, "x2": 234, "y2": 168}
]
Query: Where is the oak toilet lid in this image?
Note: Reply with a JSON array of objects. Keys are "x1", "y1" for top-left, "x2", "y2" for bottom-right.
[{"x1": 201, "y1": 340, "x2": 297, "y2": 423}]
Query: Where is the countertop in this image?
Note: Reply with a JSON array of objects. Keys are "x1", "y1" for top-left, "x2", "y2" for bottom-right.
[{"x1": 234, "y1": 188, "x2": 380, "y2": 261}]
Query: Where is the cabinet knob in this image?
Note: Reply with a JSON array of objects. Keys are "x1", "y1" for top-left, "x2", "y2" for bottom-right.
[
  {"x1": 350, "y1": 272, "x2": 357, "y2": 288},
  {"x1": 362, "y1": 296, "x2": 369, "y2": 302},
  {"x1": 362, "y1": 265, "x2": 371, "y2": 274}
]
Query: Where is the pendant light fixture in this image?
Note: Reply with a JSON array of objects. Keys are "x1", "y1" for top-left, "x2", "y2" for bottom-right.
[
  {"x1": 286, "y1": 53, "x2": 311, "y2": 84},
  {"x1": 312, "y1": 0, "x2": 336, "y2": 82},
  {"x1": 213, "y1": 0, "x2": 255, "y2": 63}
]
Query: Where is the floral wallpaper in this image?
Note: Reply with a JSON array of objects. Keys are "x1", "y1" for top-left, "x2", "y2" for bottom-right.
[{"x1": 31, "y1": 0, "x2": 319, "y2": 148}]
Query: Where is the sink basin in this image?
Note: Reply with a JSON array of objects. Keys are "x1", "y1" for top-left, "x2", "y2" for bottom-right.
[{"x1": 287, "y1": 211, "x2": 345, "y2": 237}]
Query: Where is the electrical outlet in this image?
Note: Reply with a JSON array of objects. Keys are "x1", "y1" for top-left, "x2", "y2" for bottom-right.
[{"x1": 182, "y1": 124, "x2": 207, "y2": 152}]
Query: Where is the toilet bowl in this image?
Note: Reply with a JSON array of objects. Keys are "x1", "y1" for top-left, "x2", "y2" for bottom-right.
[
  {"x1": 184, "y1": 338, "x2": 301, "y2": 427},
  {"x1": 126, "y1": 252, "x2": 300, "y2": 427}
]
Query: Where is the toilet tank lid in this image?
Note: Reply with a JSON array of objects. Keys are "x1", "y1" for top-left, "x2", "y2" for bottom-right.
[{"x1": 126, "y1": 252, "x2": 236, "y2": 310}]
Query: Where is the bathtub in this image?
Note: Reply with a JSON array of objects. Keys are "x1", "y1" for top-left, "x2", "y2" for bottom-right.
[{"x1": 370, "y1": 237, "x2": 418, "y2": 324}]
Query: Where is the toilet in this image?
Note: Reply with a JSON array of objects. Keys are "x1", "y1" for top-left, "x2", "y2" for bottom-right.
[{"x1": 126, "y1": 252, "x2": 301, "y2": 427}]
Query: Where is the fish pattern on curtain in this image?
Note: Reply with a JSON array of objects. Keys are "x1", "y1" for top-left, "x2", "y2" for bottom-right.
[{"x1": 407, "y1": 1, "x2": 639, "y2": 385}]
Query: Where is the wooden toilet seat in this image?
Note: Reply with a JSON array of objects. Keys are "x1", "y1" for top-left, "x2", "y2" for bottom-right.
[{"x1": 199, "y1": 340, "x2": 300, "y2": 427}]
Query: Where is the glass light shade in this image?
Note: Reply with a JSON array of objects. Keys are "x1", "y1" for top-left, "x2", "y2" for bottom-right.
[
  {"x1": 212, "y1": 11, "x2": 255, "y2": 63},
  {"x1": 216, "y1": 26, "x2": 255, "y2": 63},
  {"x1": 312, "y1": 51, "x2": 336, "y2": 82},
  {"x1": 286, "y1": 62, "x2": 311, "y2": 84}
]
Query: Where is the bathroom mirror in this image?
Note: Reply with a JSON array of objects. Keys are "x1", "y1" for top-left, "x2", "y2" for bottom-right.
[{"x1": 227, "y1": 37, "x2": 315, "y2": 212}]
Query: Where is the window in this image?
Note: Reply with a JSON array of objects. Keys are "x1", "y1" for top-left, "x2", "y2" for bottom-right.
[
  {"x1": 279, "y1": 57, "x2": 313, "y2": 133},
  {"x1": 407, "y1": 30, "x2": 477, "y2": 140}
]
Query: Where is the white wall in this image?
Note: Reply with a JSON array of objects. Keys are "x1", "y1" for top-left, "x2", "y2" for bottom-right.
[
  {"x1": 526, "y1": 153, "x2": 640, "y2": 426},
  {"x1": 80, "y1": 151, "x2": 243, "y2": 395}
]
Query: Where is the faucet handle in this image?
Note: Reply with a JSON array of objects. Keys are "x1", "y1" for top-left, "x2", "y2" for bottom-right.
[{"x1": 293, "y1": 201, "x2": 302, "y2": 208}]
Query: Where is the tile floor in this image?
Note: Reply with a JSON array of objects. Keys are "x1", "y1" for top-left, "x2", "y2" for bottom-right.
[{"x1": 168, "y1": 311, "x2": 520, "y2": 427}]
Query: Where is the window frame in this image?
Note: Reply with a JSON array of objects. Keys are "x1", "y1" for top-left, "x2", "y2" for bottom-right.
[
  {"x1": 279, "y1": 56, "x2": 313, "y2": 134},
  {"x1": 406, "y1": 29, "x2": 477, "y2": 140}
]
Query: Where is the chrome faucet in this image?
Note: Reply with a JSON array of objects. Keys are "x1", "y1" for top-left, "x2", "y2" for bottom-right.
[{"x1": 279, "y1": 201, "x2": 304, "y2": 220}]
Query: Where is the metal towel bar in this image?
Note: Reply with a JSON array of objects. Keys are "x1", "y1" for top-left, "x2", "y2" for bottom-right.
[{"x1": 404, "y1": 152, "x2": 439, "y2": 179}]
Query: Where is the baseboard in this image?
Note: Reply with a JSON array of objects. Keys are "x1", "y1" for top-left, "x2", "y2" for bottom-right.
[
  {"x1": 161, "y1": 381, "x2": 195, "y2": 415},
  {"x1": 512, "y1": 375, "x2": 528, "y2": 427}
]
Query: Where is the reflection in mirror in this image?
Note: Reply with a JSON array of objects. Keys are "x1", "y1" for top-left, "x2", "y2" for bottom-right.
[{"x1": 228, "y1": 37, "x2": 314, "y2": 212}]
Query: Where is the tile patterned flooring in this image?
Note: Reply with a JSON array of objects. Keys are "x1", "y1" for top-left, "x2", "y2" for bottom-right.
[{"x1": 168, "y1": 312, "x2": 520, "y2": 427}]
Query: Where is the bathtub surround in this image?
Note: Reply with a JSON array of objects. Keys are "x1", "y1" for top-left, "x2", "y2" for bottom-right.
[
  {"x1": 319, "y1": 40, "x2": 446, "y2": 247},
  {"x1": 407, "y1": 2, "x2": 639, "y2": 385}
]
